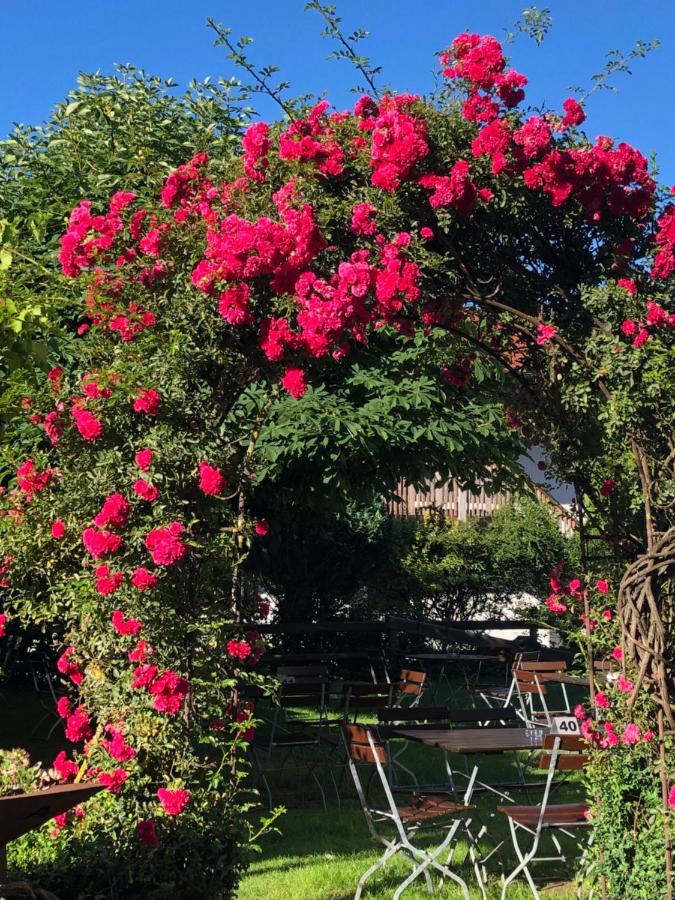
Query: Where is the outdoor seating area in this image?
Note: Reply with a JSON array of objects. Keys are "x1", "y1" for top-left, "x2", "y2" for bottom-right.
[{"x1": 237, "y1": 637, "x2": 605, "y2": 898}]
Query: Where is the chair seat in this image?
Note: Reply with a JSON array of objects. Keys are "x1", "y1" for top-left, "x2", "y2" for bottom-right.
[
  {"x1": 396, "y1": 794, "x2": 474, "y2": 823},
  {"x1": 497, "y1": 802, "x2": 588, "y2": 827}
]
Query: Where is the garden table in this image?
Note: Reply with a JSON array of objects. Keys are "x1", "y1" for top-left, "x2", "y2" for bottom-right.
[
  {"x1": 387, "y1": 726, "x2": 546, "y2": 880},
  {"x1": 401, "y1": 652, "x2": 502, "y2": 663},
  {"x1": 541, "y1": 673, "x2": 591, "y2": 687},
  {"x1": 388, "y1": 725, "x2": 546, "y2": 802},
  {"x1": 391, "y1": 726, "x2": 544, "y2": 755},
  {"x1": 262, "y1": 651, "x2": 387, "y2": 682},
  {"x1": 539, "y1": 672, "x2": 609, "y2": 687}
]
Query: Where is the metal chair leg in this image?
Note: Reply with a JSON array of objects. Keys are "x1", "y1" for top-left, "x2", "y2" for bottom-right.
[
  {"x1": 501, "y1": 818, "x2": 540, "y2": 899},
  {"x1": 396, "y1": 821, "x2": 469, "y2": 900},
  {"x1": 354, "y1": 840, "x2": 400, "y2": 900}
]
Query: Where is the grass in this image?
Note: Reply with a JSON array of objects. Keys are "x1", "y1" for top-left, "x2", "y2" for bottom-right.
[
  {"x1": 236, "y1": 675, "x2": 587, "y2": 899},
  {"x1": 1, "y1": 669, "x2": 586, "y2": 898}
]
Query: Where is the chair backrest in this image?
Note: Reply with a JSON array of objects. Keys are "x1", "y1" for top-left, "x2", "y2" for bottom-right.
[
  {"x1": 341, "y1": 682, "x2": 397, "y2": 711},
  {"x1": 518, "y1": 659, "x2": 567, "y2": 673},
  {"x1": 277, "y1": 665, "x2": 329, "y2": 683},
  {"x1": 513, "y1": 669, "x2": 547, "y2": 694},
  {"x1": 518, "y1": 651, "x2": 542, "y2": 662},
  {"x1": 377, "y1": 705, "x2": 448, "y2": 724},
  {"x1": 342, "y1": 724, "x2": 388, "y2": 764},
  {"x1": 278, "y1": 680, "x2": 328, "y2": 708},
  {"x1": 398, "y1": 669, "x2": 427, "y2": 696},
  {"x1": 540, "y1": 734, "x2": 590, "y2": 771}
]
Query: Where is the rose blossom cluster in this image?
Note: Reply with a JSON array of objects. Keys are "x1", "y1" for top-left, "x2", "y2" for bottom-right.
[
  {"x1": 16, "y1": 459, "x2": 54, "y2": 496},
  {"x1": 130, "y1": 666, "x2": 189, "y2": 716},
  {"x1": 54, "y1": 33, "x2": 670, "y2": 414},
  {"x1": 573, "y1": 690, "x2": 651, "y2": 752},
  {"x1": 145, "y1": 522, "x2": 188, "y2": 566},
  {"x1": 59, "y1": 191, "x2": 136, "y2": 277},
  {"x1": 440, "y1": 33, "x2": 654, "y2": 224},
  {"x1": 619, "y1": 294, "x2": 675, "y2": 349},
  {"x1": 278, "y1": 100, "x2": 345, "y2": 177},
  {"x1": 544, "y1": 564, "x2": 615, "y2": 628}
]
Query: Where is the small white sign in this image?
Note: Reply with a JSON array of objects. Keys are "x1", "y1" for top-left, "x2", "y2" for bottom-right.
[{"x1": 550, "y1": 715, "x2": 580, "y2": 735}]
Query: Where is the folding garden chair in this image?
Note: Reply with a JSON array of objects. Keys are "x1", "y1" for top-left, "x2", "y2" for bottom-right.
[
  {"x1": 474, "y1": 657, "x2": 570, "y2": 725},
  {"x1": 470, "y1": 652, "x2": 525, "y2": 709},
  {"x1": 318, "y1": 681, "x2": 400, "y2": 804},
  {"x1": 511, "y1": 662, "x2": 573, "y2": 728},
  {"x1": 397, "y1": 669, "x2": 427, "y2": 707},
  {"x1": 340, "y1": 681, "x2": 398, "y2": 723},
  {"x1": 342, "y1": 724, "x2": 484, "y2": 900},
  {"x1": 251, "y1": 675, "x2": 331, "y2": 809},
  {"x1": 497, "y1": 733, "x2": 591, "y2": 898}
]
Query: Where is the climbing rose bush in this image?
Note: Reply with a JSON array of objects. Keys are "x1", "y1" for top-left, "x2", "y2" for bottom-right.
[
  {"x1": 1, "y1": 27, "x2": 674, "y2": 898},
  {"x1": 542, "y1": 566, "x2": 674, "y2": 896}
]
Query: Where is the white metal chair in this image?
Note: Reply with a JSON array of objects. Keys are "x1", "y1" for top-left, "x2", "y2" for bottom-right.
[
  {"x1": 251, "y1": 675, "x2": 330, "y2": 809},
  {"x1": 497, "y1": 732, "x2": 591, "y2": 898},
  {"x1": 342, "y1": 723, "x2": 485, "y2": 899}
]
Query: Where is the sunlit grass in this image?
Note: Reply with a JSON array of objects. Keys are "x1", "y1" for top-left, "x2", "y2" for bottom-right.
[{"x1": 237, "y1": 674, "x2": 587, "y2": 899}]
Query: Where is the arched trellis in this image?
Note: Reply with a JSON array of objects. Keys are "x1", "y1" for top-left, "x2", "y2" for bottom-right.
[{"x1": 430, "y1": 258, "x2": 675, "y2": 897}]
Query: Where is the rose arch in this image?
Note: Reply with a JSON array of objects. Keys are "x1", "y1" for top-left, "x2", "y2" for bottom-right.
[{"x1": 1, "y1": 30, "x2": 674, "y2": 899}]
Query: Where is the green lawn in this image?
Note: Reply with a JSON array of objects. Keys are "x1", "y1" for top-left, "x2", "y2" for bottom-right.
[
  {"x1": 238, "y1": 806, "x2": 578, "y2": 899},
  {"x1": 237, "y1": 677, "x2": 587, "y2": 899}
]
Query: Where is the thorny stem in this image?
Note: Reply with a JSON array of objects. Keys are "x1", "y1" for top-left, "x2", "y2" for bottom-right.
[{"x1": 206, "y1": 19, "x2": 296, "y2": 120}]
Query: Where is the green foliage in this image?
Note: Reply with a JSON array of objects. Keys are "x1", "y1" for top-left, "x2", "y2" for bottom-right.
[
  {"x1": 0, "y1": 66, "x2": 248, "y2": 449},
  {"x1": 8, "y1": 793, "x2": 250, "y2": 900},
  {"x1": 0, "y1": 747, "x2": 42, "y2": 794},
  {"x1": 366, "y1": 498, "x2": 572, "y2": 620},
  {"x1": 305, "y1": 1, "x2": 383, "y2": 95},
  {"x1": 570, "y1": 704, "x2": 669, "y2": 895},
  {"x1": 504, "y1": 7, "x2": 553, "y2": 46},
  {"x1": 584, "y1": 727, "x2": 672, "y2": 898},
  {"x1": 257, "y1": 497, "x2": 573, "y2": 624}
]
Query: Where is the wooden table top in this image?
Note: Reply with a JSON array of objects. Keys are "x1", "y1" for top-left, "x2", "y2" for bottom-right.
[
  {"x1": 0, "y1": 782, "x2": 103, "y2": 845},
  {"x1": 390, "y1": 726, "x2": 545, "y2": 754},
  {"x1": 540, "y1": 672, "x2": 609, "y2": 687}
]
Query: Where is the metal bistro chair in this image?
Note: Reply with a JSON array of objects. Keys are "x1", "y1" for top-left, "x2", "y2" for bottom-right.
[
  {"x1": 397, "y1": 669, "x2": 427, "y2": 707},
  {"x1": 251, "y1": 672, "x2": 330, "y2": 810},
  {"x1": 511, "y1": 661, "x2": 571, "y2": 728},
  {"x1": 340, "y1": 681, "x2": 398, "y2": 723},
  {"x1": 322, "y1": 681, "x2": 400, "y2": 804},
  {"x1": 342, "y1": 724, "x2": 482, "y2": 900},
  {"x1": 474, "y1": 657, "x2": 569, "y2": 724},
  {"x1": 497, "y1": 733, "x2": 591, "y2": 899}
]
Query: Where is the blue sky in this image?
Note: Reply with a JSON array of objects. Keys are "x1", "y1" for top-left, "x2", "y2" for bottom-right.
[{"x1": 1, "y1": 0, "x2": 674, "y2": 183}]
